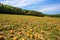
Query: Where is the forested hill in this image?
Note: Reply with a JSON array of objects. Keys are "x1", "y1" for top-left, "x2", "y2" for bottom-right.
[
  {"x1": 0, "y1": 3, "x2": 44, "y2": 17},
  {"x1": 0, "y1": 3, "x2": 60, "y2": 17}
]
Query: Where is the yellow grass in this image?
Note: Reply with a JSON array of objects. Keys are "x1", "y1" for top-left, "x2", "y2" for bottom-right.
[{"x1": 0, "y1": 14, "x2": 60, "y2": 40}]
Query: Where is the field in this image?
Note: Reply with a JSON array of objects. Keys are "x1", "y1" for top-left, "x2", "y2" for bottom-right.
[{"x1": 0, "y1": 14, "x2": 60, "y2": 40}]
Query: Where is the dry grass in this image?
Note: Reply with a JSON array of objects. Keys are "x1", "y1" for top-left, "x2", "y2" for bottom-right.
[{"x1": 0, "y1": 14, "x2": 60, "y2": 40}]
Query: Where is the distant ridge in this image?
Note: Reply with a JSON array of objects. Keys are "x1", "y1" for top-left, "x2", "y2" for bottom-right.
[{"x1": 0, "y1": 3, "x2": 44, "y2": 17}]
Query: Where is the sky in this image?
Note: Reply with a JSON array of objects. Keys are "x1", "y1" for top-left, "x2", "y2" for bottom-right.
[{"x1": 0, "y1": 0, "x2": 60, "y2": 14}]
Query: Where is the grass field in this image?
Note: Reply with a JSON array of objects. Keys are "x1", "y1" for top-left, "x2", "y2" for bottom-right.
[{"x1": 0, "y1": 14, "x2": 60, "y2": 40}]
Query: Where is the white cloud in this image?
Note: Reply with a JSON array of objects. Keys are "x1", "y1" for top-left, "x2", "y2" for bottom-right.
[
  {"x1": 0, "y1": 0, "x2": 47, "y2": 7},
  {"x1": 36, "y1": 4, "x2": 60, "y2": 13}
]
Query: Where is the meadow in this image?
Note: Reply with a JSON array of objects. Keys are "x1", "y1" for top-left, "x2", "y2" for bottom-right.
[{"x1": 0, "y1": 14, "x2": 60, "y2": 40}]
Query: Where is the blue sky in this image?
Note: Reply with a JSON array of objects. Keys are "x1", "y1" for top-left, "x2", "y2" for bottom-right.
[{"x1": 0, "y1": 0, "x2": 60, "y2": 14}]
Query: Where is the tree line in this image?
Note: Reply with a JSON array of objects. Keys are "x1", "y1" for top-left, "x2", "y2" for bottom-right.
[{"x1": 0, "y1": 3, "x2": 44, "y2": 17}]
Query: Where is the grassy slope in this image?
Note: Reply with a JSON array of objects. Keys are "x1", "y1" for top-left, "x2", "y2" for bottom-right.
[{"x1": 0, "y1": 14, "x2": 60, "y2": 40}]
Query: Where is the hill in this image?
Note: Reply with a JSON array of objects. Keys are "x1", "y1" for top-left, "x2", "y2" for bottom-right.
[{"x1": 0, "y1": 3, "x2": 44, "y2": 17}]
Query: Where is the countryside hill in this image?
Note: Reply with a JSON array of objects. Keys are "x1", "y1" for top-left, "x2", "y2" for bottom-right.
[
  {"x1": 0, "y1": 3, "x2": 44, "y2": 17},
  {"x1": 0, "y1": 3, "x2": 60, "y2": 17}
]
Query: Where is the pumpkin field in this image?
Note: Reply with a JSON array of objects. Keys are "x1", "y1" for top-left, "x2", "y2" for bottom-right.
[{"x1": 0, "y1": 14, "x2": 60, "y2": 40}]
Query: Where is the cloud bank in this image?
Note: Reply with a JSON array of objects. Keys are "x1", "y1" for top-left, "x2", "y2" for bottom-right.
[
  {"x1": 36, "y1": 4, "x2": 60, "y2": 14},
  {"x1": 0, "y1": 0, "x2": 47, "y2": 7}
]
